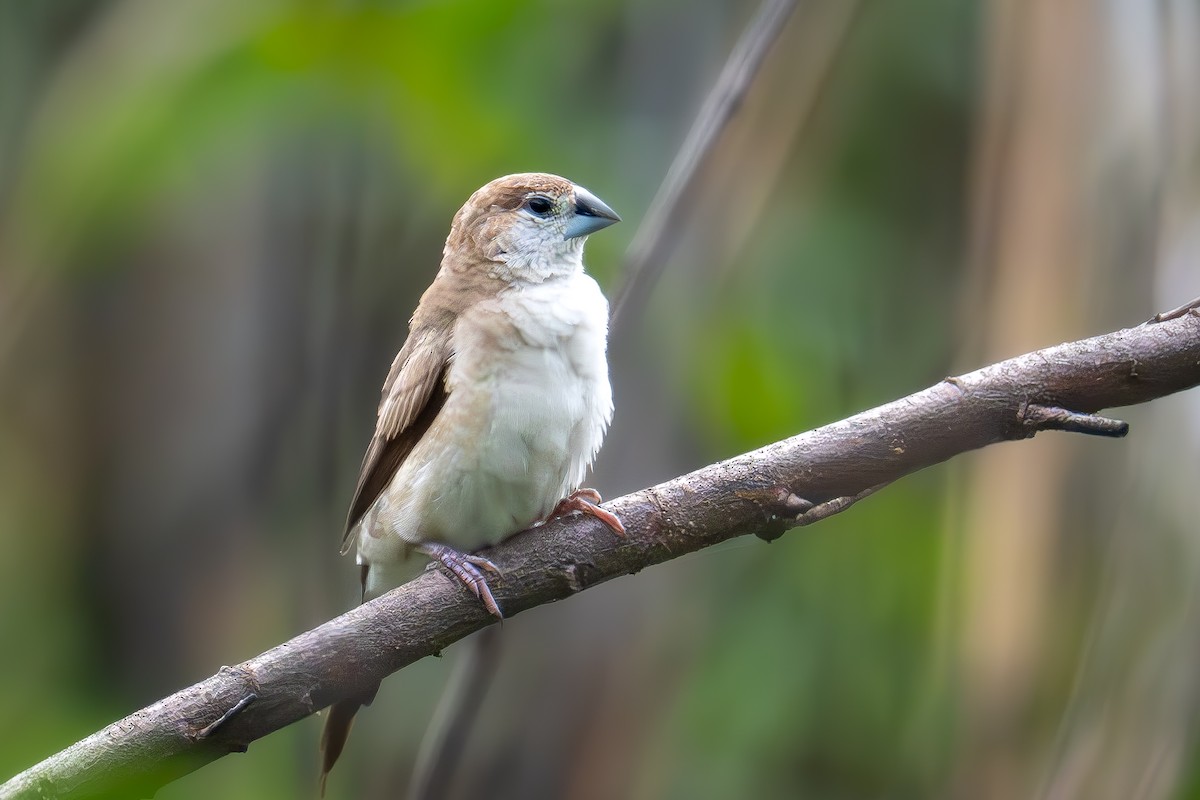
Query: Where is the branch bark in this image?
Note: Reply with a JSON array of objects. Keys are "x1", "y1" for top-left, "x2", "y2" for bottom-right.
[{"x1": 3, "y1": 305, "x2": 1199, "y2": 800}]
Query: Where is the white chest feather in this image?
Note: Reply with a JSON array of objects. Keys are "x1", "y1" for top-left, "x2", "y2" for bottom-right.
[{"x1": 357, "y1": 272, "x2": 612, "y2": 569}]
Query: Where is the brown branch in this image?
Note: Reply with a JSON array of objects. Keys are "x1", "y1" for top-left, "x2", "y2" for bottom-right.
[{"x1": 3, "y1": 308, "x2": 1199, "y2": 800}]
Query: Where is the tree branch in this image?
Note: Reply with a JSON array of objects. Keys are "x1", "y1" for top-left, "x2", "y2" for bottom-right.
[{"x1": 3, "y1": 304, "x2": 1199, "y2": 800}]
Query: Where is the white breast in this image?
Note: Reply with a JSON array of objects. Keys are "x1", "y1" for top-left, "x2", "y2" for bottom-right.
[{"x1": 356, "y1": 272, "x2": 612, "y2": 571}]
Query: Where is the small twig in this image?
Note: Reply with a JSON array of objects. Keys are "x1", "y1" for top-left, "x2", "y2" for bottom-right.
[
  {"x1": 1146, "y1": 294, "x2": 1200, "y2": 324},
  {"x1": 608, "y1": 0, "x2": 799, "y2": 329},
  {"x1": 1021, "y1": 403, "x2": 1130, "y2": 438},
  {"x1": 793, "y1": 482, "x2": 891, "y2": 528},
  {"x1": 196, "y1": 694, "x2": 257, "y2": 740},
  {"x1": 753, "y1": 483, "x2": 887, "y2": 540}
]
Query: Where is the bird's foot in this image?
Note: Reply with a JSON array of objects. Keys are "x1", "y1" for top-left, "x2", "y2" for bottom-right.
[
  {"x1": 419, "y1": 542, "x2": 503, "y2": 618},
  {"x1": 546, "y1": 488, "x2": 626, "y2": 538}
]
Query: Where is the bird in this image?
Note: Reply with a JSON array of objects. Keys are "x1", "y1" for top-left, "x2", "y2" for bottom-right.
[{"x1": 319, "y1": 172, "x2": 625, "y2": 791}]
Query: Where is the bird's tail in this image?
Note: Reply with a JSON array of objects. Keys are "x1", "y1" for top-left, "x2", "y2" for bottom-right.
[{"x1": 319, "y1": 684, "x2": 379, "y2": 796}]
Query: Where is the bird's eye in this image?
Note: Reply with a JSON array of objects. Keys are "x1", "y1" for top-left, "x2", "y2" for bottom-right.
[{"x1": 526, "y1": 196, "x2": 553, "y2": 216}]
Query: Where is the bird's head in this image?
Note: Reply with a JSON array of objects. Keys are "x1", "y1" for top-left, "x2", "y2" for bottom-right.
[{"x1": 444, "y1": 172, "x2": 620, "y2": 283}]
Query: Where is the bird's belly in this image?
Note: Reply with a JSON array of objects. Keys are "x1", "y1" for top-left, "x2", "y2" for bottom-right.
[
  {"x1": 428, "y1": 354, "x2": 595, "y2": 546},
  {"x1": 363, "y1": 346, "x2": 604, "y2": 561}
]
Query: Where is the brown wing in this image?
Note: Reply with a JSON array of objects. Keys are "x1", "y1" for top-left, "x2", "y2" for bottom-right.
[{"x1": 340, "y1": 322, "x2": 453, "y2": 553}]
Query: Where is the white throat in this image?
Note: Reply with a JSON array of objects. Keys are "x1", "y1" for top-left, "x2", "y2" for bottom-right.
[{"x1": 489, "y1": 231, "x2": 586, "y2": 284}]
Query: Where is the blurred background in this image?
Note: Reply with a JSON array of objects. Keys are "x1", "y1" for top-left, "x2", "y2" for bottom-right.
[{"x1": 2, "y1": 0, "x2": 1199, "y2": 798}]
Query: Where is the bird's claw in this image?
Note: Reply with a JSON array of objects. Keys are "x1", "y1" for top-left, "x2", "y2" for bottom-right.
[
  {"x1": 420, "y1": 543, "x2": 503, "y2": 618},
  {"x1": 547, "y1": 488, "x2": 626, "y2": 538}
]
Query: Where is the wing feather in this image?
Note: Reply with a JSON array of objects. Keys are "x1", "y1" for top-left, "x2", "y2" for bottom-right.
[{"x1": 340, "y1": 321, "x2": 453, "y2": 552}]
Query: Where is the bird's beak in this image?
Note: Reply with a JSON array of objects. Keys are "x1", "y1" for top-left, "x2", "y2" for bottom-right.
[{"x1": 564, "y1": 185, "x2": 621, "y2": 240}]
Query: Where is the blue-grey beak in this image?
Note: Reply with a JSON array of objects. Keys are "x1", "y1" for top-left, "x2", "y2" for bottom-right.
[{"x1": 563, "y1": 185, "x2": 621, "y2": 240}]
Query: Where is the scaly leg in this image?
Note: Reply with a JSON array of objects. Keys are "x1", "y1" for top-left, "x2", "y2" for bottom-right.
[
  {"x1": 546, "y1": 488, "x2": 626, "y2": 537},
  {"x1": 419, "y1": 542, "x2": 503, "y2": 618}
]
